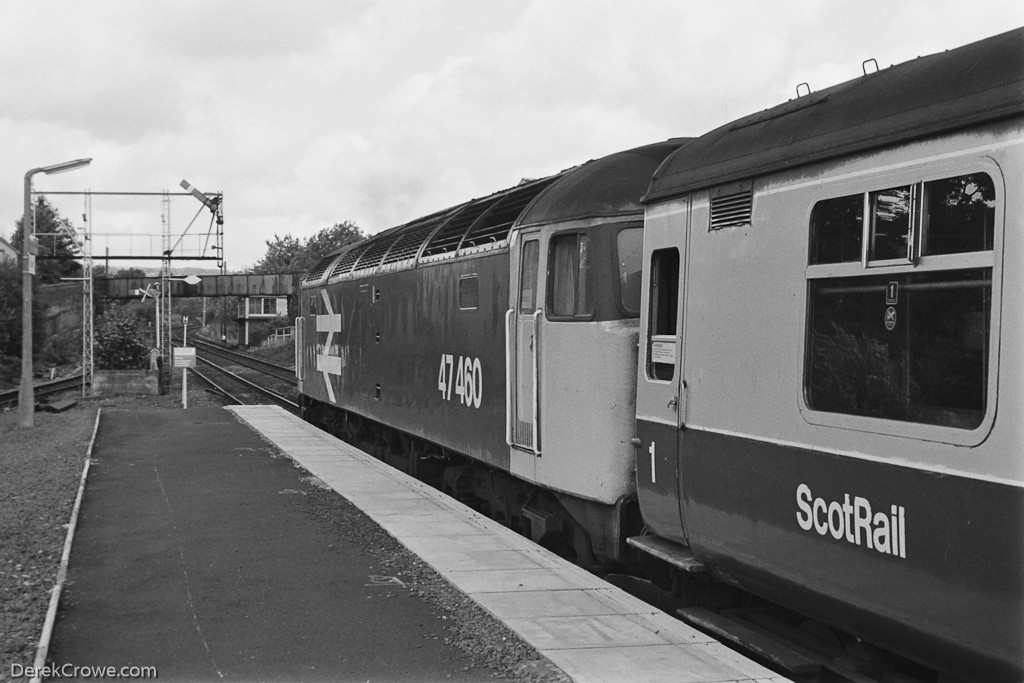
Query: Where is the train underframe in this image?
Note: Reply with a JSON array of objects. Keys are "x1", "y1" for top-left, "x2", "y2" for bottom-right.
[{"x1": 299, "y1": 394, "x2": 643, "y2": 572}]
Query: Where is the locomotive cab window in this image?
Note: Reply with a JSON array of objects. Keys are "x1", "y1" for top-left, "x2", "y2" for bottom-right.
[
  {"x1": 519, "y1": 240, "x2": 539, "y2": 313},
  {"x1": 804, "y1": 172, "x2": 995, "y2": 430},
  {"x1": 647, "y1": 248, "x2": 680, "y2": 381},
  {"x1": 459, "y1": 274, "x2": 479, "y2": 310},
  {"x1": 548, "y1": 232, "x2": 592, "y2": 319},
  {"x1": 617, "y1": 227, "x2": 643, "y2": 317}
]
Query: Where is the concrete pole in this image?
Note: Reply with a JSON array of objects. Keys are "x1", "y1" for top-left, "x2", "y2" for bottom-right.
[{"x1": 18, "y1": 171, "x2": 36, "y2": 428}]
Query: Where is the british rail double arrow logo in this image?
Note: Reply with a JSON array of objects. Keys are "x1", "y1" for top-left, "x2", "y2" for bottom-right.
[{"x1": 315, "y1": 290, "x2": 342, "y2": 402}]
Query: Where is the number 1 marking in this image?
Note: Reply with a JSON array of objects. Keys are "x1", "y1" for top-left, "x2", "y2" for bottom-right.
[{"x1": 649, "y1": 441, "x2": 656, "y2": 484}]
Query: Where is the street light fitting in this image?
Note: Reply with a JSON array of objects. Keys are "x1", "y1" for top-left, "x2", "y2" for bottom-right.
[{"x1": 31, "y1": 158, "x2": 93, "y2": 176}]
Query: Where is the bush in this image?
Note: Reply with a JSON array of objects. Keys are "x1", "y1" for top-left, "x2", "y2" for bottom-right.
[
  {"x1": 247, "y1": 316, "x2": 291, "y2": 347},
  {"x1": 95, "y1": 311, "x2": 151, "y2": 370},
  {"x1": 39, "y1": 327, "x2": 82, "y2": 367}
]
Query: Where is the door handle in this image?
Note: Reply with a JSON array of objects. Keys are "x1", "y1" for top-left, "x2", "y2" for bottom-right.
[{"x1": 667, "y1": 396, "x2": 678, "y2": 411}]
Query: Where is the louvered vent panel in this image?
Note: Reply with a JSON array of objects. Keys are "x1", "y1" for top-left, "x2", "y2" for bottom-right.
[
  {"x1": 352, "y1": 233, "x2": 401, "y2": 272},
  {"x1": 422, "y1": 198, "x2": 499, "y2": 256},
  {"x1": 710, "y1": 190, "x2": 753, "y2": 230},
  {"x1": 330, "y1": 243, "x2": 370, "y2": 277},
  {"x1": 461, "y1": 178, "x2": 557, "y2": 249},
  {"x1": 382, "y1": 216, "x2": 445, "y2": 265},
  {"x1": 304, "y1": 254, "x2": 340, "y2": 282}
]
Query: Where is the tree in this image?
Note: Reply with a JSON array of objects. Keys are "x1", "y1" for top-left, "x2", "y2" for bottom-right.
[
  {"x1": 10, "y1": 196, "x2": 82, "y2": 284},
  {"x1": 114, "y1": 267, "x2": 148, "y2": 279},
  {"x1": 94, "y1": 309, "x2": 151, "y2": 370},
  {"x1": 252, "y1": 221, "x2": 364, "y2": 274}
]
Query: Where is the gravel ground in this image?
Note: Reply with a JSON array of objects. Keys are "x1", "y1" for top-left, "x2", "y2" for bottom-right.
[
  {"x1": 0, "y1": 404, "x2": 96, "y2": 678},
  {"x1": 0, "y1": 385, "x2": 569, "y2": 683}
]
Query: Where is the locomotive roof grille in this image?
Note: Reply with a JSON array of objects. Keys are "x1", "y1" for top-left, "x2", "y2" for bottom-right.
[
  {"x1": 461, "y1": 177, "x2": 559, "y2": 249},
  {"x1": 330, "y1": 242, "x2": 371, "y2": 277},
  {"x1": 352, "y1": 232, "x2": 402, "y2": 272},
  {"x1": 421, "y1": 197, "x2": 500, "y2": 256},
  {"x1": 303, "y1": 253, "x2": 341, "y2": 282},
  {"x1": 381, "y1": 215, "x2": 449, "y2": 265}
]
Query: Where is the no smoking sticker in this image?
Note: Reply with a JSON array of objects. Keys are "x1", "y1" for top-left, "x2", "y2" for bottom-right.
[{"x1": 884, "y1": 306, "x2": 897, "y2": 330}]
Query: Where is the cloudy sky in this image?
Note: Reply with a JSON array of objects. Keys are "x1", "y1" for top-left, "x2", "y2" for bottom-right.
[{"x1": 2, "y1": 1, "x2": 1022, "y2": 271}]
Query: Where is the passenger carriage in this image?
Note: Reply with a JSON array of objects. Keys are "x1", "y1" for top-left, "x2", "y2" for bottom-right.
[{"x1": 633, "y1": 28, "x2": 1024, "y2": 682}]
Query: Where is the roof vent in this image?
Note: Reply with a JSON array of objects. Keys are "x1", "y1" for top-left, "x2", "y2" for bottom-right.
[
  {"x1": 304, "y1": 254, "x2": 340, "y2": 282},
  {"x1": 709, "y1": 181, "x2": 753, "y2": 231}
]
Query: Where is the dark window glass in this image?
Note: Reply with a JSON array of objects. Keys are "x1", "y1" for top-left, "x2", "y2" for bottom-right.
[
  {"x1": 810, "y1": 194, "x2": 862, "y2": 264},
  {"x1": 869, "y1": 185, "x2": 912, "y2": 261},
  {"x1": 805, "y1": 269, "x2": 990, "y2": 429},
  {"x1": 924, "y1": 173, "x2": 995, "y2": 255},
  {"x1": 519, "y1": 240, "x2": 539, "y2": 313},
  {"x1": 648, "y1": 248, "x2": 679, "y2": 381},
  {"x1": 617, "y1": 228, "x2": 643, "y2": 316},
  {"x1": 549, "y1": 233, "x2": 591, "y2": 318},
  {"x1": 459, "y1": 275, "x2": 479, "y2": 310}
]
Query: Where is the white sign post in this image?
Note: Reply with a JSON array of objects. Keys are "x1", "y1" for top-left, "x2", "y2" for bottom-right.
[{"x1": 172, "y1": 345, "x2": 196, "y2": 409}]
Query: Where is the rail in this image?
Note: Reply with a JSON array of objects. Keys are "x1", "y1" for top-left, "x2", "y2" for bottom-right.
[{"x1": 0, "y1": 374, "x2": 85, "y2": 408}]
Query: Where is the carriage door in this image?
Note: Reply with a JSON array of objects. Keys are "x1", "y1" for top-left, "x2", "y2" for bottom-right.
[
  {"x1": 635, "y1": 200, "x2": 688, "y2": 537},
  {"x1": 507, "y1": 232, "x2": 542, "y2": 476}
]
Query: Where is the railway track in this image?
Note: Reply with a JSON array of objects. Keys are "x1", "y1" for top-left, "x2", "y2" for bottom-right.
[
  {"x1": 187, "y1": 337, "x2": 296, "y2": 383},
  {"x1": 176, "y1": 338, "x2": 299, "y2": 412},
  {"x1": 0, "y1": 374, "x2": 85, "y2": 409}
]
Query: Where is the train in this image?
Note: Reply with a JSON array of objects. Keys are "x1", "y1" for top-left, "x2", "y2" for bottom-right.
[{"x1": 295, "y1": 28, "x2": 1023, "y2": 682}]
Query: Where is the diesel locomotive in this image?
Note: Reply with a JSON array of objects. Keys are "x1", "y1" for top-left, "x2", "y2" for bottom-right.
[{"x1": 297, "y1": 28, "x2": 1023, "y2": 682}]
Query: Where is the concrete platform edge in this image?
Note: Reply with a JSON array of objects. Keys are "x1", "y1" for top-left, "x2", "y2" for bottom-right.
[
  {"x1": 228, "y1": 405, "x2": 791, "y2": 683},
  {"x1": 31, "y1": 407, "x2": 103, "y2": 683}
]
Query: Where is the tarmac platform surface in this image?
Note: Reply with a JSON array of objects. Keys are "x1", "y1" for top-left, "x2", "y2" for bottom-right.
[
  {"x1": 47, "y1": 405, "x2": 787, "y2": 682},
  {"x1": 46, "y1": 408, "x2": 488, "y2": 681}
]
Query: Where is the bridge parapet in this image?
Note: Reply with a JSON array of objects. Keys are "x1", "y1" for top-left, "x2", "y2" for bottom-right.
[{"x1": 99, "y1": 273, "x2": 301, "y2": 299}]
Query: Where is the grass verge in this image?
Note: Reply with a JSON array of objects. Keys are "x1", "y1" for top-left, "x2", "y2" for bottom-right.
[{"x1": 0, "y1": 407, "x2": 96, "y2": 677}]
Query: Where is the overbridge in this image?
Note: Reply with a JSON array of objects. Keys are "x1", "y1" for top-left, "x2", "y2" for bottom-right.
[{"x1": 98, "y1": 273, "x2": 301, "y2": 299}]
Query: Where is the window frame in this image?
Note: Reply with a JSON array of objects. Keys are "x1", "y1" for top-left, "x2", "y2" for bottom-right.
[
  {"x1": 458, "y1": 273, "x2": 480, "y2": 311},
  {"x1": 798, "y1": 157, "x2": 1002, "y2": 447},
  {"x1": 615, "y1": 226, "x2": 644, "y2": 318},
  {"x1": 545, "y1": 229, "x2": 595, "y2": 322}
]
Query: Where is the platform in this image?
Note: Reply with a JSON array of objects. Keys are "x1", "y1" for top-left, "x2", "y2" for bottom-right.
[
  {"x1": 46, "y1": 407, "x2": 493, "y2": 681},
  {"x1": 230, "y1": 405, "x2": 789, "y2": 683}
]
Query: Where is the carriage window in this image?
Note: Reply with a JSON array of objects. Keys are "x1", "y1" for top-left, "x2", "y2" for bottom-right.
[
  {"x1": 648, "y1": 248, "x2": 679, "y2": 381},
  {"x1": 519, "y1": 240, "x2": 539, "y2": 313},
  {"x1": 869, "y1": 185, "x2": 913, "y2": 262},
  {"x1": 806, "y1": 270, "x2": 990, "y2": 428},
  {"x1": 923, "y1": 173, "x2": 995, "y2": 255},
  {"x1": 805, "y1": 172, "x2": 994, "y2": 430},
  {"x1": 459, "y1": 275, "x2": 479, "y2": 310},
  {"x1": 809, "y1": 194, "x2": 862, "y2": 264},
  {"x1": 617, "y1": 228, "x2": 643, "y2": 316},
  {"x1": 549, "y1": 232, "x2": 592, "y2": 318}
]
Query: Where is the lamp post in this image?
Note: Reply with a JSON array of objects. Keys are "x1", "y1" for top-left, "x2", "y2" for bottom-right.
[{"x1": 19, "y1": 158, "x2": 92, "y2": 427}]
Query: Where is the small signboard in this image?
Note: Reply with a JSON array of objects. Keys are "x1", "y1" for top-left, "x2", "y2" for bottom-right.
[
  {"x1": 650, "y1": 338, "x2": 677, "y2": 365},
  {"x1": 173, "y1": 347, "x2": 196, "y2": 368}
]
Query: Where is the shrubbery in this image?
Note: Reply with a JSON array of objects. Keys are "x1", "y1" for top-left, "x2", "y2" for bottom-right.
[
  {"x1": 94, "y1": 310, "x2": 151, "y2": 370},
  {"x1": 247, "y1": 316, "x2": 292, "y2": 347}
]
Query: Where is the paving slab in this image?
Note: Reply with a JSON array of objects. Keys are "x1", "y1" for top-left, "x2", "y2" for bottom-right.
[{"x1": 230, "y1": 405, "x2": 789, "y2": 683}]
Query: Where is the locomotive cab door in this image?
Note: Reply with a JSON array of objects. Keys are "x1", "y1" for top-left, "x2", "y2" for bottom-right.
[
  {"x1": 635, "y1": 199, "x2": 688, "y2": 541},
  {"x1": 506, "y1": 231, "x2": 543, "y2": 480}
]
